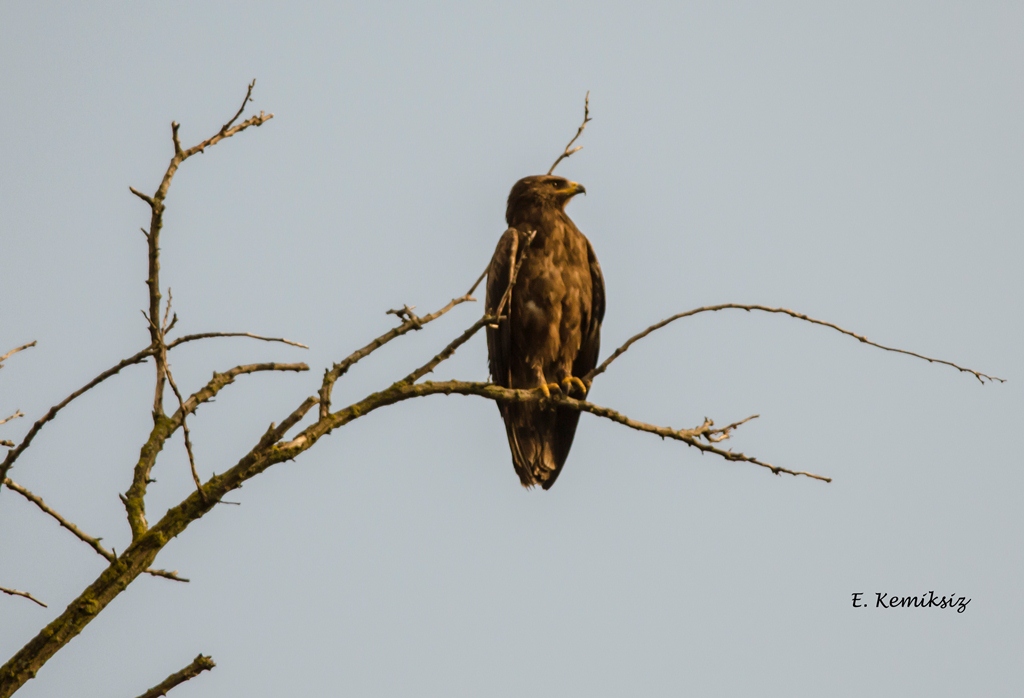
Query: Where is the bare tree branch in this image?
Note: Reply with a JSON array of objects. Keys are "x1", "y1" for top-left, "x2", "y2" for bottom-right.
[
  {"x1": 129, "y1": 81, "x2": 274, "y2": 424},
  {"x1": 286, "y1": 380, "x2": 828, "y2": 481},
  {"x1": 0, "y1": 587, "x2": 47, "y2": 608},
  {"x1": 134, "y1": 654, "x2": 215, "y2": 698},
  {"x1": 586, "y1": 303, "x2": 1004, "y2": 385},
  {"x1": 401, "y1": 316, "x2": 494, "y2": 386},
  {"x1": 491, "y1": 230, "x2": 536, "y2": 324},
  {"x1": 466, "y1": 265, "x2": 488, "y2": 297},
  {"x1": 0, "y1": 342, "x2": 36, "y2": 368},
  {"x1": 0, "y1": 412, "x2": 24, "y2": 427},
  {"x1": 4, "y1": 478, "x2": 187, "y2": 582},
  {"x1": 118, "y1": 82, "x2": 275, "y2": 542},
  {"x1": 317, "y1": 294, "x2": 476, "y2": 419},
  {"x1": 0, "y1": 331, "x2": 302, "y2": 496},
  {"x1": 547, "y1": 91, "x2": 591, "y2": 175},
  {"x1": 123, "y1": 361, "x2": 308, "y2": 540},
  {"x1": 0, "y1": 347, "x2": 153, "y2": 491},
  {"x1": 153, "y1": 289, "x2": 205, "y2": 501},
  {"x1": 168, "y1": 331, "x2": 308, "y2": 350},
  {"x1": 162, "y1": 366, "x2": 205, "y2": 501},
  {"x1": 219, "y1": 79, "x2": 256, "y2": 135}
]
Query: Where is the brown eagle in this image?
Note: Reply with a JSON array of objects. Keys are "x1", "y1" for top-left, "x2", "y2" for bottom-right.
[{"x1": 486, "y1": 175, "x2": 605, "y2": 489}]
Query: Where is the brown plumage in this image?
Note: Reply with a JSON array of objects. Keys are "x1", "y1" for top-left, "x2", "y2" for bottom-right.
[{"x1": 486, "y1": 175, "x2": 605, "y2": 489}]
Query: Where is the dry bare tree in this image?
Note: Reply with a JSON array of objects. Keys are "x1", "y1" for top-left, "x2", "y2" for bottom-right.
[{"x1": 0, "y1": 83, "x2": 1001, "y2": 697}]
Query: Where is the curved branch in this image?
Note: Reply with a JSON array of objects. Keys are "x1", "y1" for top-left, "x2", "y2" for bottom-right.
[
  {"x1": 167, "y1": 331, "x2": 308, "y2": 350},
  {"x1": 0, "y1": 347, "x2": 153, "y2": 491},
  {"x1": 466, "y1": 265, "x2": 489, "y2": 297},
  {"x1": 0, "y1": 342, "x2": 36, "y2": 368},
  {"x1": 586, "y1": 303, "x2": 1004, "y2": 385}
]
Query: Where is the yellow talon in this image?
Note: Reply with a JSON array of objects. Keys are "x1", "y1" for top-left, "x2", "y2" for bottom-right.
[
  {"x1": 537, "y1": 382, "x2": 562, "y2": 398},
  {"x1": 562, "y1": 376, "x2": 588, "y2": 397}
]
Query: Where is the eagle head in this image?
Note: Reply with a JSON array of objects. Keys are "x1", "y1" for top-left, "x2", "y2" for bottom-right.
[{"x1": 506, "y1": 175, "x2": 586, "y2": 225}]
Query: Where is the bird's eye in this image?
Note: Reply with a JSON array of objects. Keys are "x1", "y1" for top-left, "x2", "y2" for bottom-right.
[{"x1": 551, "y1": 181, "x2": 562, "y2": 188}]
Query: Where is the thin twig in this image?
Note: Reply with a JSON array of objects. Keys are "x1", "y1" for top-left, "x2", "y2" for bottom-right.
[
  {"x1": 168, "y1": 331, "x2": 308, "y2": 350},
  {"x1": 547, "y1": 91, "x2": 591, "y2": 175},
  {"x1": 134, "y1": 654, "x2": 215, "y2": 698},
  {"x1": 157, "y1": 292, "x2": 203, "y2": 498},
  {"x1": 0, "y1": 587, "x2": 46, "y2": 608},
  {"x1": 219, "y1": 79, "x2": 256, "y2": 135},
  {"x1": 400, "y1": 316, "x2": 494, "y2": 385},
  {"x1": 171, "y1": 122, "x2": 183, "y2": 157},
  {"x1": 0, "y1": 342, "x2": 36, "y2": 367},
  {"x1": 491, "y1": 230, "x2": 536, "y2": 324},
  {"x1": 317, "y1": 294, "x2": 476, "y2": 419},
  {"x1": 586, "y1": 303, "x2": 1005, "y2": 385},
  {"x1": 3, "y1": 478, "x2": 188, "y2": 582},
  {"x1": 466, "y1": 265, "x2": 488, "y2": 297},
  {"x1": 386, "y1": 305, "x2": 422, "y2": 328},
  {"x1": 0, "y1": 411, "x2": 24, "y2": 427},
  {"x1": 161, "y1": 288, "x2": 175, "y2": 332},
  {"x1": 0, "y1": 347, "x2": 153, "y2": 489},
  {"x1": 163, "y1": 365, "x2": 205, "y2": 501},
  {"x1": 702, "y1": 414, "x2": 760, "y2": 443}
]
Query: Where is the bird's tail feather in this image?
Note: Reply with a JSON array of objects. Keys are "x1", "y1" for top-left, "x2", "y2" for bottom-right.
[{"x1": 499, "y1": 403, "x2": 580, "y2": 489}]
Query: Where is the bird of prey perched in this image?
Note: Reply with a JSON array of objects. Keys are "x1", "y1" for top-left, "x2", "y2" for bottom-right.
[{"x1": 486, "y1": 175, "x2": 605, "y2": 489}]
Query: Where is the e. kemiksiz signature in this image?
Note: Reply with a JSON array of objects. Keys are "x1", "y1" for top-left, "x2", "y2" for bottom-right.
[{"x1": 851, "y1": 592, "x2": 970, "y2": 613}]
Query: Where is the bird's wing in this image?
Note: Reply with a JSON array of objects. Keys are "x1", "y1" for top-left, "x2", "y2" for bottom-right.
[
  {"x1": 544, "y1": 234, "x2": 605, "y2": 490},
  {"x1": 486, "y1": 228, "x2": 540, "y2": 487},
  {"x1": 572, "y1": 235, "x2": 605, "y2": 382},
  {"x1": 485, "y1": 228, "x2": 519, "y2": 388}
]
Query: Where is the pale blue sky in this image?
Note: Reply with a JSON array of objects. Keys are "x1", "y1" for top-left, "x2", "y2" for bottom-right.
[{"x1": 1, "y1": 2, "x2": 1022, "y2": 696}]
